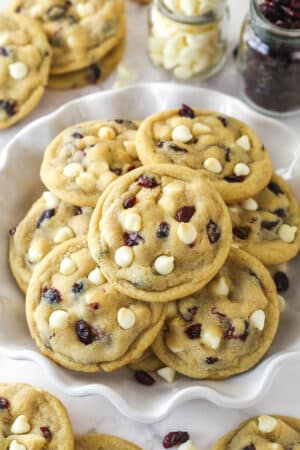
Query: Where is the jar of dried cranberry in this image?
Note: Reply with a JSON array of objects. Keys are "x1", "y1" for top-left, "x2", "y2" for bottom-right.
[{"x1": 237, "y1": 0, "x2": 300, "y2": 117}]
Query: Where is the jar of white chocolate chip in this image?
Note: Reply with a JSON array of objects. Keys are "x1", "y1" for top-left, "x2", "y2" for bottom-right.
[{"x1": 148, "y1": 0, "x2": 229, "y2": 80}]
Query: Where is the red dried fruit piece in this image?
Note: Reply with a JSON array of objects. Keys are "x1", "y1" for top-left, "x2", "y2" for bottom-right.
[
  {"x1": 37, "y1": 209, "x2": 55, "y2": 228},
  {"x1": 261, "y1": 220, "x2": 280, "y2": 230},
  {"x1": 274, "y1": 271, "x2": 289, "y2": 292},
  {"x1": 123, "y1": 232, "x2": 144, "y2": 247},
  {"x1": 0, "y1": 397, "x2": 9, "y2": 409},
  {"x1": 180, "y1": 306, "x2": 198, "y2": 322},
  {"x1": 157, "y1": 222, "x2": 170, "y2": 238},
  {"x1": 40, "y1": 427, "x2": 52, "y2": 440},
  {"x1": 42, "y1": 288, "x2": 62, "y2": 304},
  {"x1": 72, "y1": 281, "x2": 85, "y2": 295},
  {"x1": 169, "y1": 143, "x2": 188, "y2": 153},
  {"x1": 179, "y1": 104, "x2": 195, "y2": 118},
  {"x1": 134, "y1": 370, "x2": 155, "y2": 386},
  {"x1": 218, "y1": 116, "x2": 228, "y2": 127},
  {"x1": 86, "y1": 64, "x2": 101, "y2": 84},
  {"x1": 185, "y1": 323, "x2": 201, "y2": 339},
  {"x1": 163, "y1": 431, "x2": 190, "y2": 448},
  {"x1": 206, "y1": 357, "x2": 219, "y2": 364},
  {"x1": 137, "y1": 174, "x2": 159, "y2": 188},
  {"x1": 268, "y1": 181, "x2": 283, "y2": 195},
  {"x1": 175, "y1": 206, "x2": 195, "y2": 223},
  {"x1": 9, "y1": 226, "x2": 16, "y2": 236},
  {"x1": 206, "y1": 220, "x2": 221, "y2": 243},
  {"x1": 76, "y1": 320, "x2": 94, "y2": 345},
  {"x1": 233, "y1": 226, "x2": 250, "y2": 240},
  {"x1": 88, "y1": 302, "x2": 100, "y2": 310},
  {"x1": 224, "y1": 175, "x2": 246, "y2": 183},
  {"x1": 72, "y1": 131, "x2": 83, "y2": 139},
  {"x1": 0, "y1": 99, "x2": 18, "y2": 117},
  {"x1": 123, "y1": 196, "x2": 137, "y2": 209}
]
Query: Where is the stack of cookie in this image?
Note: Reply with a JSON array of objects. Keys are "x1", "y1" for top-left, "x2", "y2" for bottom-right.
[
  {"x1": 9, "y1": 106, "x2": 300, "y2": 383},
  {"x1": 0, "y1": 382, "x2": 141, "y2": 449},
  {"x1": 0, "y1": 1, "x2": 126, "y2": 129}
]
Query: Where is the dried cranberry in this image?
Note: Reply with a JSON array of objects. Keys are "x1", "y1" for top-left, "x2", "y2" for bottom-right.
[
  {"x1": 134, "y1": 371, "x2": 155, "y2": 386},
  {"x1": 123, "y1": 232, "x2": 144, "y2": 247},
  {"x1": 224, "y1": 175, "x2": 246, "y2": 183},
  {"x1": 169, "y1": 143, "x2": 188, "y2": 153},
  {"x1": 0, "y1": 99, "x2": 18, "y2": 117},
  {"x1": 0, "y1": 47, "x2": 8, "y2": 56},
  {"x1": 163, "y1": 431, "x2": 190, "y2": 448},
  {"x1": 157, "y1": 141, "x2": 165, "y2": 148},
  {"x1": 42, "y1": 288, "x2": 62, "y2": 304},
  {"x1": 74, "y1": 206, "x2": 83, "y2": 215},
  {"x1": 0, "y1": 397, "x2": 9, "y2": 409},
  {"x1": 85, "y1": 64, "x2": 101, "y2": 84},
  {"x1": 40, "y1": 427, "x2": 52, "y2": 440},
  {"x1": 211, "y1": 307, "x2": 227, "y2": 322},
  {"x1": 88, "y1": 302, "x2": 100, "y2": 310},
  {"x1": 137, "y1": 174, "x2": 158, "y2": 189},
  {"x1": 72, "y1": 131, "x2": 83, "y2": 139},
  {"x1": 218, "y1": 116, "x2": 228, "y2": 127},
  {"x1": 243, "y1": 444, "x2": 256, "y2": 450},
  {"x1": 157, "y1": 222, "x2": 170, "y2": 238},
  {"x1": 37, "y1": 209, "x2": 55, "y2": 228},
  {"x1": 261, "y1": 220, "x2": 280, "y2": 230},
  {"x1": 225, "y1": 148, "x2": 231, "y2": 162},
  {"x1": 111, "y1": 168, "x2": 122, "y2": 176},
  {"x1": 175, "y1": 206, "x2": 195, "y2": 223},
  {"x1": 224, "y1": 320, "x2": 249, "y2": 341},
  {"x1": 268, "y1": 181, "x2": 283, "y2": 195},
  {"x1": 76, "y1": 320, "x2": 94, "y2": 345},
  {"x1": 72, "y1": 281, "x2": 85, "y2": 295},
  {"x1": 123, "y1": 196, "x2": 136, "y2": 209},
  {"x1": 185, "y1": 323, "x2": 201, "y2": 339},
  {"x1": 274, "y1": 271, "x2": 289, "y2": 292},
  {"x1": 273, "y1": 208, "x2": 286, "y2": 218},
  {"x1": 206, "y1": 220, "x2": 221, "y2": 243},
  {"x1": 233, "y1": 226, "x2": 250, "y2": 240},
  {"x1": 206, "y1": 357, "x2": 219, "y2": 365},
  {"x1": 9, "y1": 226, "x2": 16, "y2": 236},
  {"x1": 180, "y1": 306, "x2": 198, "y2": 322},
  {"x1": 179, "y1": 104, "x2": 195, "y2": 118},
  {"x1": 127, "y1": 165, "x2": 136, "y2": 172}
]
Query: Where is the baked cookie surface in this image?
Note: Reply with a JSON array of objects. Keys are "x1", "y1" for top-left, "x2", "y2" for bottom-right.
[
  {"x1": 10, "y1": 0, "x2": 125, "y2": 74},
  {"x1": 88, "y1": 164, "x2": 232, "y2": 302},
  {"x1": 9, "y1": 192, "x2": 92, "y2": 293},
  {"x1": 0, "y1": 383, "x2": 74, "y2": 450},
  {"x1": 136, "y1": 106, "x2": 272, "y2": 203},
  {"x1": 75, "y1": 433, "x2": 141, "y2": 450},
  {"x1": 152, "y1": 248, "x2": 279, "y2": 379},
  {"x1": 230, "y1": 173, "x2": 300, "y2": 265},
  {"x1": 0, "y1": 12, "x2": 51, "y2": 129},
  {"x1": 26, "y1": 237, "x2": 166, "y2": 372},
  {"x1": 40, "y1": 119, "x2": 141, "y2": 207},
  {"x1": 213, "y1": 415, "x2": 300, "y2": 450},
  {"x1": 128, "y1": 348, "x2": 163, "y2": 372}
]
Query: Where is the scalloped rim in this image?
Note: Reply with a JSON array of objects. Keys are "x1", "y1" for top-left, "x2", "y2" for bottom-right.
[{"x1": 1, "y1": 83, "x2": 299, "y2": 424}]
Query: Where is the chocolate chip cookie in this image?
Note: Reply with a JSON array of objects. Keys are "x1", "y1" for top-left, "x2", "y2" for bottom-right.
[
  {"x1": 75, "y1": 434, "x2": 141, "y2": 450},
  {"x1": 152, "y1": 248, "x2": 279, "y2": 379},
  {"x1": 136, "y1": 105, "x2": 272, "y2": 203},
  {"x1": 0, "y1": 383, "x2": 74, "y2": 450},
  {"x1": 88, "y1": 164, "x2": 232, "y2": 302},
  {"x1": 213, "y1": 415, "x2": 300, "y2": 450},
  {"x1": 230, "y1": 174, "x2": 300, "y2": 265},
  {"x1": 26, "y1": 237, "x2": 166, "y2": 372},
  {"x1": 40, "y1": 119, "x2": 141, "y2": 207},
  {"x1": 0, "y1": 12, "x2": 51, "y2": 129},
  {"x1": 9, "y1": 192, "x2": 92, "y2": 293},
  {"x1": 10, "y1": 0, "x2": 125, "y2": 75}
]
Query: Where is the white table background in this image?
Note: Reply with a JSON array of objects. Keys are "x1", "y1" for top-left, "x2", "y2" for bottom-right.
[{"x1": 0, "y1": 0, "x2": 300, "y2": 448}]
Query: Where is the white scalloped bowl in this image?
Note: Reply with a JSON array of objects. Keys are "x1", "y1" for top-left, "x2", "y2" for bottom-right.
[{"x1": 0, "y1": 84, "x2": 300, "y2": 424}]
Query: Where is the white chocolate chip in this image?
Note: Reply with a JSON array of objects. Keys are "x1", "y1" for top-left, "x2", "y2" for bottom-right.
[
  {"x1": 172, "y1": 125, "x2": 193, "y2": 143},
  {"x1": 178, "y1": 440, "x2": 198, "y2": 450},
  {"x1": 177, "y1": 222, "x2": 197, "y2": 245},
  {"x1": 192, "y1": 122, "x2": 211, "y2": 135},
  {"x1": 53, "y1": 226, "x2": 74, "y2": 243},
  {"x1": 76, "y1": 2, "x2": 95, "y2": 17},
  {"x1": 121, "y1": 211, "x2": 142, "y2": 232},
  {"x1": 163, "y1": 182, "x2": 184, "y2": 194},
  {"x1": 49, "y1": 310, "x2": 69, "y2": 329},
  {"x1": 203, "y1": 157, "x2": 223, "y2": 174},
  {"x1": 115, "y1": 246, "x2": 134, "y2": 267},
  {"x1": 123, "y1": 140, "x2": 136, "y2": 154},
  {"x1": 242, "y1": 198, "x2": 258, "y2": 211},
  {"x1": 75, "y1": 173, "x2": 96, "y2": 192},
  {"x1": 81, "y1": 206, "x2": 93, "y2": 215},
  {"x1": 98, "y1": 126, "x2": 116, "y2": 140},
  {"x1": 234, "y1": 163, "x2": 250, "y2": 177},
  {"x1": 213, "y1": 277, "x2": 229, "y2": 296},
  {"x1": 278, "y1": 295, "x2": 286, "y2": 312},
  {"x1": 117, "y1": 307, "x2": 136, "y2": 329},
  {"x1": 250, "y1": 309, "x2": 266, "y2": 331},
  {"x1": 11, "y1": 415, "x2": 30, "y2": 434},
  {"x1": 28, "y1": 244, "x2": 45, "y2": 264},
  {"x1": 88, "y1": 267, "x2": 105, "y2": 285},
  {"x1": 63, "y1": 163, "x2": 83, "y2": 178},
  {"x1": 202, "y1": 325, "x2": 222, "y2": 350},
  {"x1": 269, "y1": 445, "x2": 283, "y2": 450},
  {"x1": 9, "y1": 62, "x2": 28, "y2": 80},
  {"x1": 30, "y1": 4, "x2": 43, "y2": 17},
  {"x1": 60, "y1": 257, "x2": 77, "y2": 275},
  {"x1": 278, "y1": 224, "x2": 297, "y2": 243},
  {"x1": 236, "y1": 135, "x2": 251, "y2": 151},
  {"x1": 43, "y1": 191, "x2": 59, "y2": 208},
  {"x1": 157, "y1": 367, "x2": 176, "y2": 383},
  {"x1": 154, "y1": 255, "x2": 175, "y2": 275},
  {"x1": 258, "y1": 415, "x2": 278, "y2": 433},
  {"x1": 9, "y1": 441, "x2": 26, "y2": 450}
]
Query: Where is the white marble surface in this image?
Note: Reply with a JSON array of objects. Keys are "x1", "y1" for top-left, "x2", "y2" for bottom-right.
[{"x1": 0, "y1": 0, "x2": 300, "y2": 448}]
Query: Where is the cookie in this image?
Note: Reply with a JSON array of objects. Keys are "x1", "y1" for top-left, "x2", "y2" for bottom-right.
[
  {"x1": 40, "y1": 119, "x2": 141, "y2": 207},
  {"x1": 9, "y1": 192, "x2": 92, "y2": 293},
  {"x1": 0, "y1": 383, "x2": 74, "y2": 449},
  {"x1": 10, "y1": 0, "x2": 125, "y2": 75},
  {"x1": 26, "y1": 236, "x2": 166, "y2": 372},
  {"x1": 128, "y1": 348, "x2": 164, "y2": 372},
  {"x1": 213, "y1": 415, "x2": 300, "y2": 450},
  {"x1": 88, "y1": 164, "x2": 232, "y2": 302},
  {"x1": 230, "y1": 173, "x2": 300, "y2": 265},
  {"x1": 75, "y1": 434, "x2": 141, "y2": 450},
  {"x1": 48, "y1": 38, "x2": 125, "y2": 89},
  {"x1": 0, "y1": 12, "x2": 51, "y2": 129},
  {"x1": 152, "y1": 248, "x2": 279, "y2": 379},
  {"x1": 136, "y1": 105, "x2": 272, "y2": 203}
]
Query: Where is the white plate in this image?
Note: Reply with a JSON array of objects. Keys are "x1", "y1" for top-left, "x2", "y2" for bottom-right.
[{"x1": 0, "y1": 83, "x2": 300, "y2": 424}]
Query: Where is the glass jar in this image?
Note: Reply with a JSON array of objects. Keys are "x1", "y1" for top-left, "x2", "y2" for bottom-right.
[
  {"x1": 238, "y1": 0, "x2": 300, "y2": 117},
  {"x1": 148, "y1": 0, "x2": 229, "y2": 80}
]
